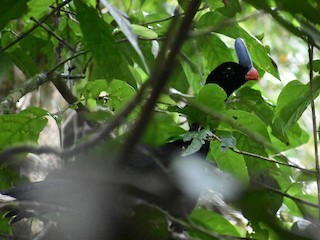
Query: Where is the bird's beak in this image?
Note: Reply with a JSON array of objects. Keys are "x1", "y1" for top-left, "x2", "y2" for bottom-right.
[
  {"x1": 235, "y1": 38, "x2": 259, "y2": 81},
  {"x1": 245, "y1": 67, "x2": 259, "y2": 81}
]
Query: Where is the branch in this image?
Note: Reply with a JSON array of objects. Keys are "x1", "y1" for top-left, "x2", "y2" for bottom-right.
[
  {"x1": 253, "y1": 180, "x2": 319, "y2": 209},
  {"x1": 211, "y1": 134, "x2": 316, "y2": 175},
  {"x1": 116, "y1": 0, "x2": 202, "y2": 165},
  {"x1": 308, "y1": 41, "x2": 320, "y2": 217},
  {"x1": 0, "y1": 73, "x2": 54, "y2": 114},
  {"x1": 0, "y1": 145, "x2": 60, "y2": 165},
  {"x1": 50, "y1": 74, "x2": 88, "y2": 114}
]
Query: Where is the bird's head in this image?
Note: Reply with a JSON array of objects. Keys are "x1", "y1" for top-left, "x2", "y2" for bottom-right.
[{"x1": 206, "y1": 38, "x2": 259, "y2": 96}]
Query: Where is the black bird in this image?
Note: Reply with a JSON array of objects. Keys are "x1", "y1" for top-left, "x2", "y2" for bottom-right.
[
  {"x1": 0, "y1": 38, "x2": 258, "y2": 239},
  {"x1": 206, "y1": 38, "x2": 259, "y2": 96}
]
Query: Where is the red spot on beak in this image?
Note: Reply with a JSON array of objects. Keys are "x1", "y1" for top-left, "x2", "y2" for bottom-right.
[{"x1": 245, "y1": 67, "x2": 259, "y2": 81}]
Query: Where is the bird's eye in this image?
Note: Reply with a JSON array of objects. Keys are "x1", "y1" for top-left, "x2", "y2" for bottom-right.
[{"x1": 223, "y1": 67, "x2": 235, "y2": 78}]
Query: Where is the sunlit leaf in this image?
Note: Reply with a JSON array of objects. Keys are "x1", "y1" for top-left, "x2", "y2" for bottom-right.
[
  {"x1": 210, "y1": 141, "x2": 249, "y2": 185},
  {"x1": 100, "y1": 0, "x2": 150, "y2": 74},
  {"x1": 190, "y1": 208, "x2": 241, "y2": 237},
  {"x1": 0, "y1": 107, "x2": 48, "y2": 150},
  {"x1": 142, "y1": 112, "x2": 186, "y2": 146},
  {"x1": 273, "y1": 78, "x2": 320, "y2": 140}
]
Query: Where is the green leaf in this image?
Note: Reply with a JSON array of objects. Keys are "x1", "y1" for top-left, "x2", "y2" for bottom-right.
[
  {"x1": 210, "y1": 141, "x2": 249, "y2": 185},
  {"x1": 0, "y1": 0, "x2": 30, "y2": 31},
  {"x1": 26, "y1": 0, "x2": 54, "y2": 19},
  {"x1": 220, "y1": 135, "x2": 236, "y2": 152},
  {"x1": 181, "y1": 129, "x2": 211, "y2": 156},
  {"x1": 197, "y1": 84, "x2": 226, "y2": 111},
  {"x1": 83, "y1": 79, "x2": 108, "y2": 100},
  {"x1": 100, "y1": 0, "x2": 150, "y2": 74},
  {"x1": 195, "y1": 35, "x2": 234, "y2": 80},
  {"x1": 223, "y1": 109, "x2": 271, "y2": 142},
  {"x1": 8, "y1": 47, "x2": 38, "y2": 77},
  {"x1": 142, "y1": 112, "x2": 186, "y2": 146},
  {"x1": 190, "y1": 208, "x2": 241, "y2": 237},
  {"x1": 238, "y1": 176, "x2": 283, "y2": 225},
  {"x1": 272, "y1": 78, "x2": 320, "y2": 141},
  {"x1": 74, "y1": 0, "x2": 135, "y2": 86},
  {"x1": 131, "y1": 24, "x2": 158, "y2": 39},
  {"x1": 275, "y1": 0, "x2": 320, "y2": 26},
  {"x1": 207, "y1": 1, "x2": 225, "y2": 11},
  {"x1": 310, "y1": 60, "x2": 320, "y2": 73},
  {"x1": 195, "y1": 83, "x2": 226, "y2": 127},
  {"x1": 107, "y1": 80, "x2": 136, "y2": 112},
  {"x1": 270, "y1": 123, "x2": 309, "y2": 152},
  {"x1": 0, "y1": 107, "x2": 48, "y2": 150},
  {"x1": 217, "y1": 0, "x2": 241, "y2": 17},
  {"x1": 231, "y1": 87, "x2": 275, "y2": 126}
]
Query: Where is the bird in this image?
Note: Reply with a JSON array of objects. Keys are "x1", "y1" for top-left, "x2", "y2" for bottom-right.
[
  {"x1": 206, "y1": 38, "x2": 259, "y2": 96},
  {"x1": 0, "y1": 38, "x2": 259, "y2": 239}
]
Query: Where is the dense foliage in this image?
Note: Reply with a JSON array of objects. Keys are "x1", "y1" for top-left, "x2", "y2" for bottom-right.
[{"x1": 0, "y1": 0, "x2": 320, "y2": 239}]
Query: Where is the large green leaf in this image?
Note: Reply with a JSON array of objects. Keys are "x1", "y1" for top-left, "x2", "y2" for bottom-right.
[
  {"x1": 0, "y1": 0, "x2": 30, "y2": 31},
  {"x1": 218, "y1": 110, "x2": 273, "y2": 175},
  {"x1": 107, "y1": 79, "x2": 136, "y2": 112},
  {"x1": 74, "y1": 0, "x2": 134, "y2": 86},
  {"x1": 222, "y1": 109, "x2": 271, "y2": 142},
  {"x1": 230, "y1": 87, "x2": 275, "y2": 126},
  {"x1": 210, "y1": 141, "x2": 249, "y2": 185},
  {"x1": 275, "y1": 0, "x2": 320, "y2": 26},
  {"x1": 26, "y1": 0, "x2": 54, "y2": 19},
  {"x1": 270, "y1": 123, "x2": 309, "y2": 152},
  {"x1": 190, "y1": 208, "x2": 241, "y2": 238},
  {"x1": 8, "y1": 48, "x2": 38, "y2": 77},
  {"x1": 272, "y1": 78, "x2": 320, "y2": 142},
  {"x1": 142, "y1": 112, "x2": 186, "y2": 146},
  {"x1": 0, "y1": 107, "x2": 48, "y2": 150},
  {"x1": 100, "y1": 0, "x2": 150, "y2": 74},
  {"x1": 196, "y1": 35, "x2": 234, "y2": 78}
]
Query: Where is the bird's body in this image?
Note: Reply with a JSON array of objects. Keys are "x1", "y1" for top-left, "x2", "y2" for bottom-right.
[{"x1": 206, "y1": 62, "x2": 254, "y2": 96}]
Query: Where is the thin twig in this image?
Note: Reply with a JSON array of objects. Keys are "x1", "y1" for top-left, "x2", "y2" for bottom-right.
[
  {"x1": 60, "y1": 74, "x2": 85, "y2": 79},
  {"x1": 49, "y1": 5, "x2": 76, "y2": 16},
  {"x1": 253, "y1": 180, "x2": 319, "y2": 209},
  {"x1": 210, "y1": 134, "x2": 316, "y2": 174},
  {"x1": 30, "y1": 17, "x2": 76, "y2": 53},
  {"x1": 308, "y1": 41, "x2": 320, "y2": 217},
  {"x1": 49, "y1": 50, "x2": 89, "y2": 73},
  {"x1": 141, "y1": 5, "x2": 209, "y2": 26},
  {"x1": 0, "y1": 0, "x2": 73, "y2": 53}
]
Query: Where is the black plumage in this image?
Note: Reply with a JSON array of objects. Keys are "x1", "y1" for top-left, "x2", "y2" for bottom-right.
[{"x1": 206, "y1": 62, "x2": 251, "y2": 96}]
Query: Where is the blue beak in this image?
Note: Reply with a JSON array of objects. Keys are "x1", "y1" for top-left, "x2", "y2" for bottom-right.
[{"x1": 235, "y1": 38, "x2": 253, "y2": 69}]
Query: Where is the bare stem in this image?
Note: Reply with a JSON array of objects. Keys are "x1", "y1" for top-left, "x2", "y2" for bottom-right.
[{"x1": 308, "y1": 42, "x2": 320, "y2": 218}]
